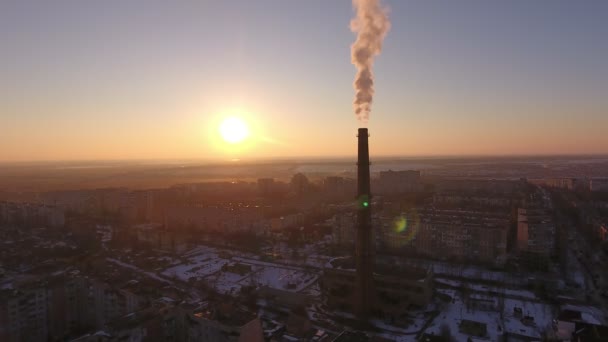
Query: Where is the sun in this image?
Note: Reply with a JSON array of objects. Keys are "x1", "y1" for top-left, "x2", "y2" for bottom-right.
[{"x1": 219, "y1": 116, "x2": 250, "y2": 144}]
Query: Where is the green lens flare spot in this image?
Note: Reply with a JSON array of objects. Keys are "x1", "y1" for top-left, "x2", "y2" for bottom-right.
[{"x1": 357, "y1": 195, "x2": 370, "y2": 208}]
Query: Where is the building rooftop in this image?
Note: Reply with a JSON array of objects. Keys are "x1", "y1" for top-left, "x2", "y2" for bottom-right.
[{"x1": 414, "y1": 208, "x2": 511, "y2": 228}]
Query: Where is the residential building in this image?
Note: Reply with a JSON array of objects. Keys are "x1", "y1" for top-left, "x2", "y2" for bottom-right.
[
  {"x1": 165, "y1": 205, "x2": 265, "y2": 234},
  {"x1": 591, "y1": 178, "x2": 608, "y2": 192},
  {"x1": 379, "y1": 209, "x2": 510, "y2": 265},
  {"x1": 0, "y1": 284, "x2": 48, "y2": 342},
  {"x1": 436, "y1": 179, "x2": 523, "y2": 195},
  {"x1": 258, "y1": 178, "x2": 276, "y2": 197},
  {"x1": 0, "y1": 201, "x2": 65, "y2": 228},
  {"x1": 375, "y1": 170, "x2": 422, "y2": 194},
  {"x1": 517, "y1": 208, "x2": 556, "y2": 269}
]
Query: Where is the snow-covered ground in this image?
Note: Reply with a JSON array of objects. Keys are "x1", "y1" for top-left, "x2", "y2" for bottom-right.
[
  {"x1": 161, "y1": 245, "x2": 319, "y2": 295},
  {"x1": 302, "y1": 283, "x2": 321, "y2": 297},
  {"x1": 162, "y1": 249, "x2": 229, "y2": 281},
  {"x1": 304, "y1": 254, "x2": 333, "y2": 268},
  {"x1": 250, "y1": 266, "x2": 317, "y2": 292},
  {"x1": 425, "y1": 290, "x2": 556, "y2": 341},
  {"x1": 426, "y1": 295, "x2": 503, "y2": 341},
  {"x1": 435, "y1": 278, "x2": 538, "y2": 300},
  {"x1": 136, "y1": 242, "x2": 607, "y2": 341},
  {"x1": 502, "y1": 298, "x2": 555, "y2": 339},
  {"x1": 204, "y1": 269, "x2": 247, "y2": 295}
]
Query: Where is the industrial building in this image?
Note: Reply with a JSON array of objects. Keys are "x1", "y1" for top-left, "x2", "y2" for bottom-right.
[{"x1": 320, "y1": 259, "x2": 433, "y2": 320}]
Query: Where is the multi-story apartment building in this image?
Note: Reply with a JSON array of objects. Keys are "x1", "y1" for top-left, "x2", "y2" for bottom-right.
[
  {"x1": 433, "y1": 192, "x2": 514, "y2": 208},
  {"x1": 436, "y1": 179, "x2": 524, "y2": 194},
  {"x1": 331, "y1": 212, "x2": 356, "y2": 248},
  {"x1": 47, "y1": 275, "x2": 92, "y2": 340},
  {"x1": 322, "y1": 176, "x2": 355, "y2": 198},
  {"x1": 379, "y1": 209, "x2": 510, "y2": 265},
  {"x1": 517, "y1": 208, "x2": 556, "y2": 265},
  {"x1": 374, "y1": 170, "x2": 422, "y2": 194},
  {"x1": 90, "y1": 279, "x2": 145, "y2": 329},
  {"x1": 590, "y1": 178, "x2": 608, "y2": 192},
  {"x1": 0, "y1": 283, "x2": 49, "y2": 342},
  {"x1": 165, "y1": 205, "x2": 265, "y2": 234},
  {"x1": 1, "y1": 274, "x2": 146, "y2": 342},
  {"x1": 0, "y1": 201, "x2": 65, "y2": 228},
  {"x1": 134, "y1": 223, "x2": 190, "y2": 253},
  {"x1": 331, "y1": 212, "x2": 382, "y2": 250},
  {"x1": 257, "y1": 178, "x2": 277, "y2": 197}
]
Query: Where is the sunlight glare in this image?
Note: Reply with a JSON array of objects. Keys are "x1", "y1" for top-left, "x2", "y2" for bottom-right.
[{"x1": 219, "y1": 117, "x2": 250, "y2": 144}]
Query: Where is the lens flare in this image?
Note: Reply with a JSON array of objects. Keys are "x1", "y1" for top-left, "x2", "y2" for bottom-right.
[
  {"x1": 390, "y1": 211, "x2": 420, "y2": 247},
  {"x1": 357, "y1": 195, "x2": 370, "y2": 209},
  {"x1": 394, "y1": 216, "x2": 407, "y2": 233}
]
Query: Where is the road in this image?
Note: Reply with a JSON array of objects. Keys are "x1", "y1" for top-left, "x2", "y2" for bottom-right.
[{"x1": 567, "y1": 227, "x2": 608, "y2": 313}]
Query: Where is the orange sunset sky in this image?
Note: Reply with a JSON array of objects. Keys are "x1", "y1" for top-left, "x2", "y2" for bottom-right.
[{"x1": 1, "y1": 1, "x2": 607, "y2": 161}]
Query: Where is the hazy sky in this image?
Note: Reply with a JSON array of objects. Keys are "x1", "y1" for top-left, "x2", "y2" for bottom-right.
[{"x1": 1, "y1": 0, "x2": 607, "y2": 161}]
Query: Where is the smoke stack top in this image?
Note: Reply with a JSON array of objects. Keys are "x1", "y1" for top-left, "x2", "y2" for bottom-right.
[
  {"x1": 351, "y1": 0, "x2": 390, "y2": 123},
  {"x1": 357, "y1": 127, "x2": 371, "y2": 200}
]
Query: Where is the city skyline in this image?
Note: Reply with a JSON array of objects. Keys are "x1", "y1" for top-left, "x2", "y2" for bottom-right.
[{"x1": 1, "y1": 0, "x2": 608, "y2": 161}]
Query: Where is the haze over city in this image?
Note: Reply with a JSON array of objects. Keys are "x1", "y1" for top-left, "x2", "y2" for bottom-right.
[{"x1": 2, "y1": 0, "x2": 607, "y2": 162}]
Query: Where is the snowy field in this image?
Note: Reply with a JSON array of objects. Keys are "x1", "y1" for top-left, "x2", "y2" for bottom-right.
[
  {"x1": 162, "y1": 245, "x2": 319, "y2": 294},
  {"x1": 162, "y1": 248, "x2": 229, "y2": 281},
  {"x1": 425, "y1": 290, "x2": 556, "y2": 341},
  {"x1": 502, "y1": 298, "x2": 555, "y2": 339},
  {"x1": 251, "y1": 266, "x2": 317, "y2": 291}
]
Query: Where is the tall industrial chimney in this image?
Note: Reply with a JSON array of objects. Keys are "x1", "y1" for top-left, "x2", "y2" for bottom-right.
[{"x1": 355, "y1": 127, "x2": 374, "y2": 318}]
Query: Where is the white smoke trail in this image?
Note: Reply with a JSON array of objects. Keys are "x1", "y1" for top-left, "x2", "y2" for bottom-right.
[{"x1": 350, "y1": 0, "x2": 391, "y2": 123}]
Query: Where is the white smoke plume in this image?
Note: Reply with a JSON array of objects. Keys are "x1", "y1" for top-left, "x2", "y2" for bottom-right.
[{"x1": 350, "y1": 0, "x2": 390, "y2": 123}]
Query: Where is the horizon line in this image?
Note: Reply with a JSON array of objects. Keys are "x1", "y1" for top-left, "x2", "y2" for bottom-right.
[{"x1": 2, "y1": 152, "x2": 608, "y2": 165}]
